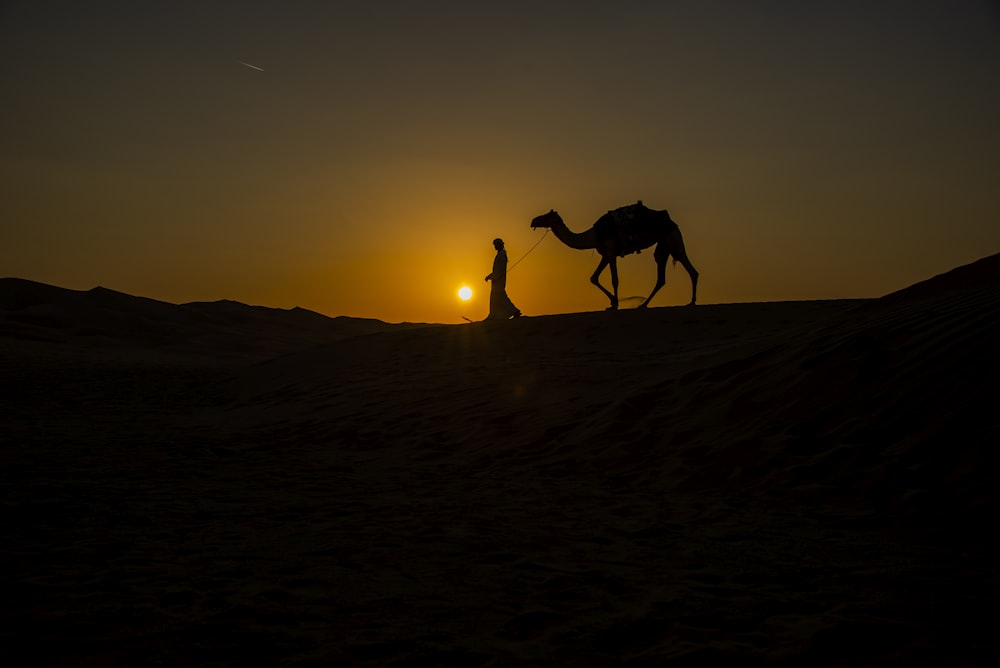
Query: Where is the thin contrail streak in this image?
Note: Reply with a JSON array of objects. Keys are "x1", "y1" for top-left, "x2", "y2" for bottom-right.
[{"x1": 237, "y1": 60, "x2": 265, "y2": 72}]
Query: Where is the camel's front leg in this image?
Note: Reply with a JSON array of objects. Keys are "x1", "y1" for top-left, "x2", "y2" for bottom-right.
[{"x1": 590, "y1": 256, "x2": 618, "y2": 310}]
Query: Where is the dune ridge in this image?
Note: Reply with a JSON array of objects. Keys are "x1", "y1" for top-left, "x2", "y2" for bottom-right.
[
  {"x1": 2, "y1": 255, "x2": 998, "y2": 665},
  {"x1": 0, "y1": 277, "x2": 427, "y2": 363}
]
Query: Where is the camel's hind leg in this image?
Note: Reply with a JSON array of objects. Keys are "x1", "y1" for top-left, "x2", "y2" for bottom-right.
[
  {"x1": 638, "y1": 244, "x2": 669, "y2": 309},
  {"x1": 591, "y1": 256, "x2": 619, "y2": 310},
  {"x1": 670, "y1": 230, "x2": 699, "y2": 305}
]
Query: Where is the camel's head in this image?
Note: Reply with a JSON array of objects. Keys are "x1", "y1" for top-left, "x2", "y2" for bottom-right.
[{"x1": 530, "y1": 209, "x2": 562, "y2": 230}]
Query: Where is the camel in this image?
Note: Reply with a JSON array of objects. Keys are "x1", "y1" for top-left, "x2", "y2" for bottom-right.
[{"x1": 530, "y1": 201, "x2": 698, "y2": 309}]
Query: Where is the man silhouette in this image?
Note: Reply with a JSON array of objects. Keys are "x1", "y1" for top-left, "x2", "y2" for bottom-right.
[{"x1": 485, "y1": 238, "x2": 521, "y2": 320}]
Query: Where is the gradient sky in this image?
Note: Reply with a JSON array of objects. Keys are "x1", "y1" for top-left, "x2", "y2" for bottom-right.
[{"x1": 2, "y1": 1, "x2": 998, "y2": 323}]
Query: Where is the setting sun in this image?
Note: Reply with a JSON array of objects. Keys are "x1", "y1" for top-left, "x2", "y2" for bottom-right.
[{"x1": 458, "y1": 286, "x2": 472, "y2": 301}]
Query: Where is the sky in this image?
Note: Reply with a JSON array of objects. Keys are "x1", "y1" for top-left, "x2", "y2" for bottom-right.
[{"x1": 2, "y1": 1, "x2": 998, "y2": 323}]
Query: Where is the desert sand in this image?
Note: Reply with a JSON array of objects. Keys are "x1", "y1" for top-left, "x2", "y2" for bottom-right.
[{"x1": 2, "y1": 255, "x2": 998, "y2": 666}]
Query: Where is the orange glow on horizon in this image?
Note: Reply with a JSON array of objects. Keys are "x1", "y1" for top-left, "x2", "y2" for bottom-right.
[{"x1": 2, "y1": 3, "x2": 997, "y2": 325}]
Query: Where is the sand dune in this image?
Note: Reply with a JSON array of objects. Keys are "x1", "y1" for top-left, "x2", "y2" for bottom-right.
[
  {"x1": 0, "y1": 278, "x2": 427, "y2": 364},
  {"x1": 2, "y1": 256, "x2": 998, "y2": 666}
]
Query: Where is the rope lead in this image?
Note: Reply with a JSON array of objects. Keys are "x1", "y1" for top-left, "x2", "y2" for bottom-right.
[{"x1": 507, "y1": 229, "x2": 550, "y2": 273}]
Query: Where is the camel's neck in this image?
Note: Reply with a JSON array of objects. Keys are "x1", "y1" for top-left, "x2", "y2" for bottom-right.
[{"x1": 551, "y1": 219, "x2": 597, "y2": 250}]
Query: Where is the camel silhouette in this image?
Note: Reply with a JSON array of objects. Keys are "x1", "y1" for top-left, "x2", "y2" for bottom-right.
[{"x1": 530, "y1": 201, "x2": 698, "y2": 310}]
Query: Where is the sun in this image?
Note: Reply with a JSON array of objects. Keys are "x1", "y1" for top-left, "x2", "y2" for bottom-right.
[{"x1": 458, "y1": 285, "x2": 473, "y2": 301}]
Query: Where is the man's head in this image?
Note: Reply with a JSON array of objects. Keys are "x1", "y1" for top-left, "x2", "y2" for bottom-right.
[{"x1": 493, "y1": 238, "x2": 504, "y2": 250}]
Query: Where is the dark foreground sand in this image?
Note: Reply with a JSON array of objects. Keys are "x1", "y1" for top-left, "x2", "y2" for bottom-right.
[{"x1": 2, "y1": 256, "x2": 998, "y2": 666}]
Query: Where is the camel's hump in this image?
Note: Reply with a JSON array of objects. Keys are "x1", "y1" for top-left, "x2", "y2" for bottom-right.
[{"x1": 595, "y1": 203, "x2": 675, "y2": 252}]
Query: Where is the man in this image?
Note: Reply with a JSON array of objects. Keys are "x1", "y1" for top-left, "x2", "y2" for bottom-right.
[{"x1": 485, "y1": 238, "x2": 521, "y2": 320}]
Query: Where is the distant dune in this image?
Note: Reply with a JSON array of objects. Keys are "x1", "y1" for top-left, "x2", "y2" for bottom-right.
[
  {"x1": 0, "y1": 277, "x2": 428, "y2": 363},
  {"x1": 2, "y1": 254, "x2": 998, "y2": 666}
]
